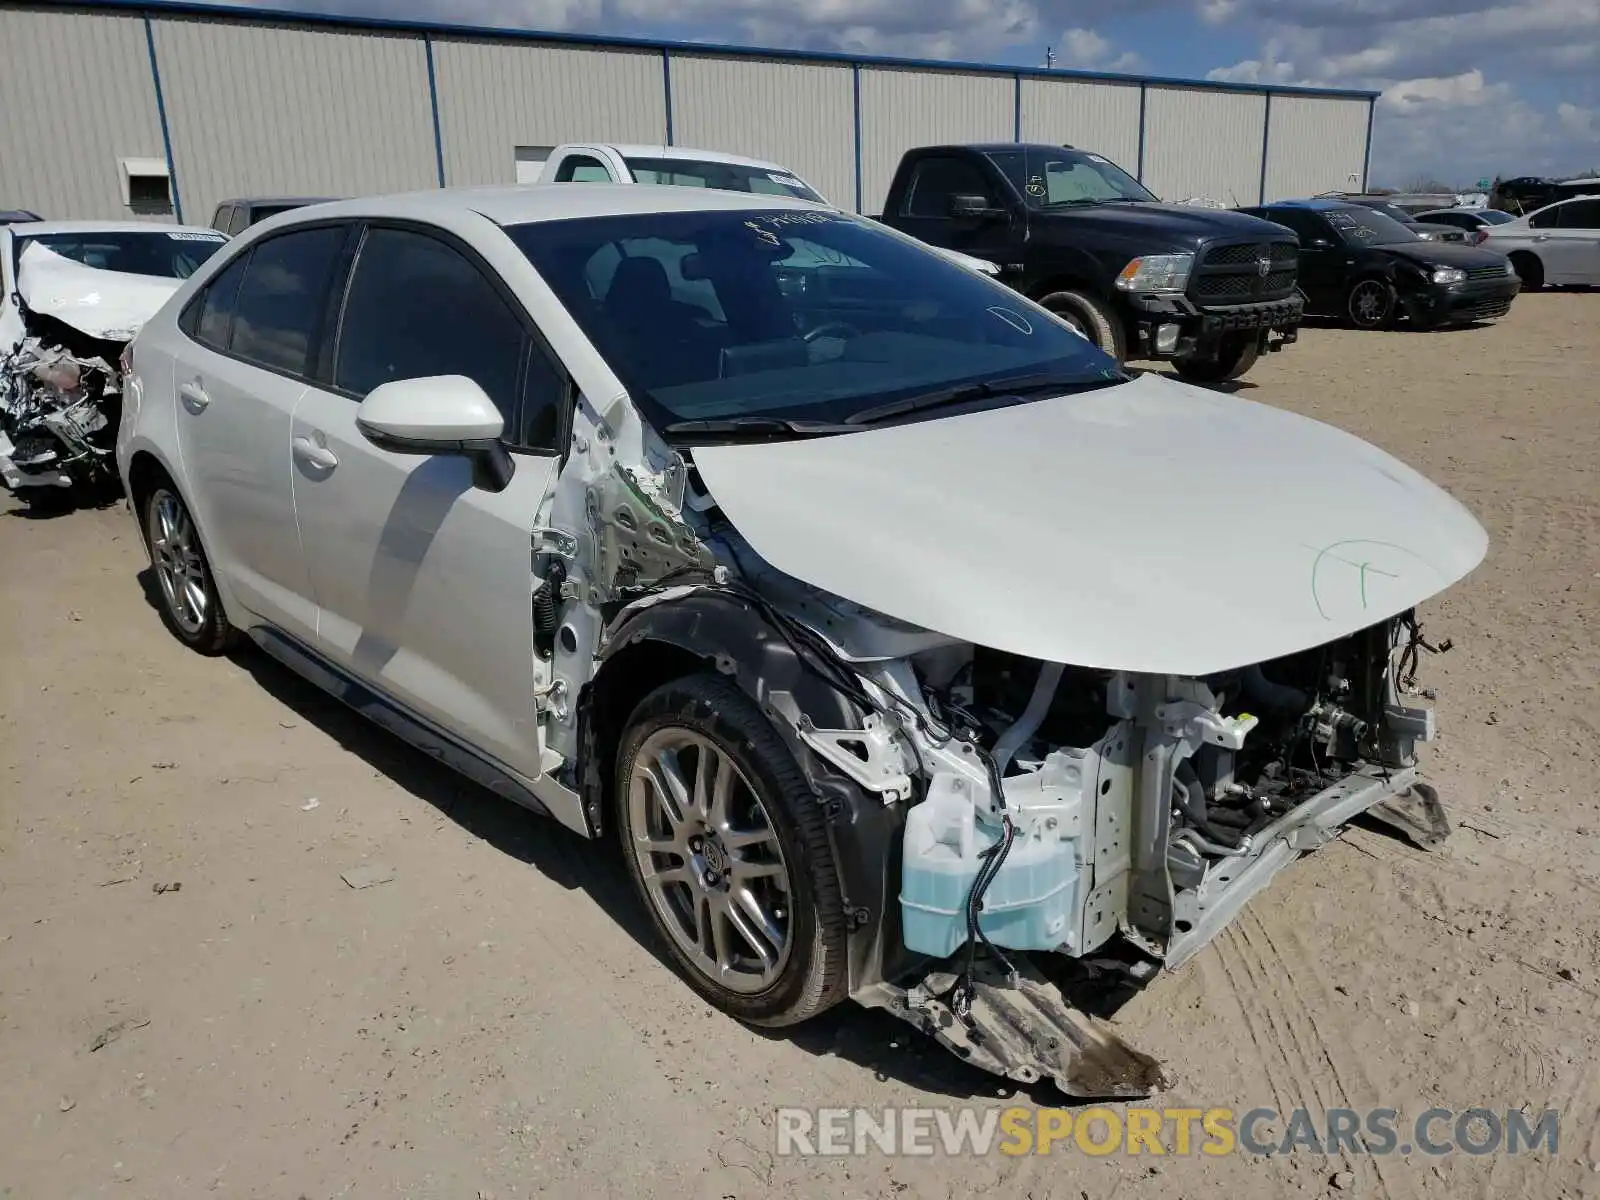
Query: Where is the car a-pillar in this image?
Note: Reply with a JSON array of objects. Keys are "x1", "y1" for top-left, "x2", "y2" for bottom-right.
[{"x1": 581, "y1": 590, "x2": 911, "y2": 1000}]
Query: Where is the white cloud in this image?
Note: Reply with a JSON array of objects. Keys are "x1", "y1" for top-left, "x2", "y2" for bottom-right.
[
  {"x1": 1056, "y1": 26, "x2": 1144, "y2": 72},
  {"x1": 1558, "y1": 102, "x2": 1597, "y2": 137},
  {"x1": 1380, "y1": 69, "x2": 1512, "y2": 114}
]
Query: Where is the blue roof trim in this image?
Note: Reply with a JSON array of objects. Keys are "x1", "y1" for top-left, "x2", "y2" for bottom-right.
[{"x1": 76, "y1": 0, "x2": 1381, "y2": 101}]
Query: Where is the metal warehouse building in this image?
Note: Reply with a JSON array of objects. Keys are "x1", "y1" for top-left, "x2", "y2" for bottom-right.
[{"x1": 0, "y1": 1, "x2": 1378, "y2": 226}]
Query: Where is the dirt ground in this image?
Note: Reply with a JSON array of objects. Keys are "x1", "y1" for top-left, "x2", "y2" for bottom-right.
[{"x1": 2, "y1": 294, "x2": 1597, "y2": 1200}]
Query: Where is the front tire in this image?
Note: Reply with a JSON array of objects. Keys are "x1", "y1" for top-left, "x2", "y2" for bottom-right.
[
  {"x1": 1346, "y1": 277, "x2": 1396, "y2": 329},
  {"x1": 1036, "y1": 289, "x2": 1125, "y2": 362},
  {"x1": 616, "y1": 674, "x2": 849, "y2": 1027},
  {"x1": 1173, "y1": 334, "x2": 1262, "y2": 384},
  {"x1": 142, "y1": 485, "x2": 235, "y2": 655}
]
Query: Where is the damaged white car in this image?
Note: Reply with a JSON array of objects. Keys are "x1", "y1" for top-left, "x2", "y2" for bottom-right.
[
  {"x1": 1, "y1": 220, "x2": 227, "y2": 506},
  {"x1": 118, "y1": 186, "x2": 1487, "y2": 1096}
]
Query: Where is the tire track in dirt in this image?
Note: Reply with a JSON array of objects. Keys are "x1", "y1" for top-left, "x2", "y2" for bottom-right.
[{"x1": 1209, "y1": 907, "x2": 1415, "y2": 1200}]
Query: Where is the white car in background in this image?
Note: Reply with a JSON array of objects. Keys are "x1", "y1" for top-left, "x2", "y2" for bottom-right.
[
  {"x1": 537, "y1": 141, "x2": 1006, "y2": 280},
  {"x1": 1, "y1": 220, "x2": 227, "y2": 504},
  {"x1": 118, "y1": 183, "x2": 1485, "y2": 1097},
  {"x1": 1483, "y1": 195, "x2": 1600, "y2": 290}
]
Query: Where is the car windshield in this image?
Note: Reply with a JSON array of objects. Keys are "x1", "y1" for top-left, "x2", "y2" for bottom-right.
[
  {"x1": 509, "y1": 209, "x2": 1121, "y2": 434},
  {"x1": 984, "y1": 147, "x2": 1158, "y2": 207},
  {"x1": 1325, "y1": 206, "x2": 1420, "y2": 245},
  {"x1": 623, "y1": 157, "x2": 828, "y2": 204},
  {"x1": 1476, "y1": 209, "x2": 1515, "y2": 224},
  {"x1": 15, "y1": 230, "x2": 227, "y2": 279}
]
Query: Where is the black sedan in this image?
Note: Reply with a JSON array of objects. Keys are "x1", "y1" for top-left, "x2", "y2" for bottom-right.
[{"x1": 1239, "y1": 200, "x2": 1520, "y2": 330}]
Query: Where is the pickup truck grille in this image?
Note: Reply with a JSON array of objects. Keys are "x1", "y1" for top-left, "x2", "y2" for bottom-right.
[{"x1": 1191, "y1": 240, "x2": 1300, "y2": 304}]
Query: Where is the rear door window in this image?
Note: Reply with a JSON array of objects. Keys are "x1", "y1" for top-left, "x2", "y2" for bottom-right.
[
  {"x1": 555, "y1": 155, "x2": 613, "y2": 183},
  {"x1": 229, "y1": 225, "x2": 348, "y2": 377},
  {"x1": 1558, "y1": 200, "x2": 1600, "y2": 230},
  {"x1": 194, "y1": 252, "x2": 250, "y2": 351}
]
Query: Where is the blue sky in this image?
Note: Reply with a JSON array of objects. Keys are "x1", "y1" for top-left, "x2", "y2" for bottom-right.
[{"x1": 216, "y1": 0, "x2": 1598, "y2": 186}]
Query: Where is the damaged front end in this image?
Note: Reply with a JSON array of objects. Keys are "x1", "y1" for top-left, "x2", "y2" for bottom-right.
[
  {"x1": 1, "y1": 242, "x2": 183, "y2": 506},
  {"x1": 720, "y1": 529, "x2": 1455, "y2": 1096},
  {"x1": 0, "y1": 331, "x2": 125, "y2": 502}
]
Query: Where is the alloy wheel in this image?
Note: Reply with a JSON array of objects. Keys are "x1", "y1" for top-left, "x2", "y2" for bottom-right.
[
  {"x1": 1348, "y1": 280, "x2": 1390, "y2": 328},
  {"x1": 627, "y1": 728, "x2": 794, "y2": 995},
  {"x1": 147, "y1": 488, "x2": 207, "y2": 635}
]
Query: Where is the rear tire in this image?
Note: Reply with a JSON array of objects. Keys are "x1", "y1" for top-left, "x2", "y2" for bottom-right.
[
  {"x1": 1508, "y1": 252, "x2": 1544, "y2": 291},
  {"x1": 1173, "y1": 334, "x2": 1262, "y2": 384},
  {"x1": 615, "y1": 674, "x2": 849, "y2": 1028},
  {"x1": 141, "y1": 484, "x2": 236, "y2": 656},
  {"x1": 1036, "y1": 289, "x2": 1124, "y2": 362}
]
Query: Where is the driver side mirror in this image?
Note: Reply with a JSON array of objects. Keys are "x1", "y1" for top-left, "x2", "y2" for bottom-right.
[
  {"x1": 356, "y1": 375, "x2": 515, "y2": 493},
  {"x1": 1303, "y1": 237, "x2": 1334, "y2": 250},
  {"x1": 950, "y1": 194, "x2": 1005, "y2": 221}
]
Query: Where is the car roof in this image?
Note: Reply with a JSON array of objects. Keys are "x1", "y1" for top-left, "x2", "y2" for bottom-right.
[
  {"x1": 216, "y1": 197, "x2": 339, "y2": 208},
  {"x1": 281, "y1": 182, "x2": 829, "y2": 228},
  {"x1": 576, "y1": 144, "x2": 791, "y2": 171},
  {"x1": 1265, "y1": 198, "x2": 1363, "y2": 211},
  {"x1": 4, "y1": 219, "x2": 225, "y2": 237}
]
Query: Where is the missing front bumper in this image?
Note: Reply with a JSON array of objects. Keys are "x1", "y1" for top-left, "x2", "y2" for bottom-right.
[{"x1": 1165, "y1": 765, "x2": 1440, "y2": 969}]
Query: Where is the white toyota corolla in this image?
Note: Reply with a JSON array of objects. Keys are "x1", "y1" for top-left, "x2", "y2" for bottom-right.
[{"x1": 119, "y1": 184, "x2": 1488, "y2": 1095}]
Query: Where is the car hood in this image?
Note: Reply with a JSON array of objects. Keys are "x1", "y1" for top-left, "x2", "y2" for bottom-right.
[
  {"x1": 691, "y1": 372, "x2": 1488, "y2": 676},
  {"x1": 14, "y1": 242, "x2": 183, "y2": 343},
  {"x1": 1031, "y1": 203, "x2": 1292, "y2": 249},
  {"x1": 1380, "y1": 240, "x2": 1511, "y2": 270}
]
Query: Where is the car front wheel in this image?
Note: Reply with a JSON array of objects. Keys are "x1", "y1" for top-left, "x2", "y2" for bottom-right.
[{"x1": 616, "y1": 674, "x2": 849, "y2": 1027}]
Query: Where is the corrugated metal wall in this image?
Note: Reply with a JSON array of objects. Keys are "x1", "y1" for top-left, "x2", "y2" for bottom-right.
[
  {"x1": 1141, "y1": 86, "x2": 1268, "y2": 206},
  {"x1": 1263, "y1": 95, "x2": 1371, "y2": 202},
  {"x1": 5, "y1": 6, "x2": 1375, "y2": 225},
  {"x1": 670, "y1": 54, "x2": 856, "y2": 210},
  {"x1": 150, "y1": 15, "x2": 438, "y2": 225},
  {"x1": 0, "y1": 7, "x2": 168, "y2": 220},
  {"x1": 432, "y1": 39, "x2": 666, "y2": 187},
  {"x1": 858, "y1": 67, "x2": 1014, "y2": 215},
  {"x1": 1019, "y1": 79, "x2": 1142, "y2": 177}
]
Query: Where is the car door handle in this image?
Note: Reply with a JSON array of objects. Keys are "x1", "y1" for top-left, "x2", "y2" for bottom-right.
[
  {"x1": 179, "y1": 382, "x2": 211, "y2": 413},
  {"x1": 1533, "y1": 234, "x2": 1550, "y2": 241},
  {"x1": 292, "y1": 436, "x2": 339, "y2": 471}
]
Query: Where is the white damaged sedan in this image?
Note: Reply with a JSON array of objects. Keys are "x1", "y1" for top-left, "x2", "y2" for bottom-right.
[{"x1": 117, "y1": 185, "x2": 1486, "y2": 1096}]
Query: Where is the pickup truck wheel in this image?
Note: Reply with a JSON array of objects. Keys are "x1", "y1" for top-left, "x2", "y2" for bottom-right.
[
  {"x1": 616, "y1": 674, "x2": 849, "y2": 1028},
  {"x1": 1507, "y1": 252, "x2": 1543, "y2": 291},
  {"x1": 1346, "y1": 277, "x2": 1396, "y2": 329},
  {"x1": 1173, "y1": 334, "x2": 1261, "y2": 384},
  {"x1": 1037, "y1": 289, "x2": 1124, "y2": 361}
]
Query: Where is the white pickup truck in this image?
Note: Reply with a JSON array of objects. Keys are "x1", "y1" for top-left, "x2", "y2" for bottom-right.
[{"x1": 536, "y1": 143, "x2": 1004, "y2": 278}]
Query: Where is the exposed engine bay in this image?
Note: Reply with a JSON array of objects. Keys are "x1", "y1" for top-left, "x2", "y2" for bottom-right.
[{"x1": 0, "y1": 318, "x2": 126, "y2": 503}]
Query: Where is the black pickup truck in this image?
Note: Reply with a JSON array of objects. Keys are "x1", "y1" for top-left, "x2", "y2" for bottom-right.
[{"x1": 878, "y1": 143, "x2": 1304, "y2": 382}]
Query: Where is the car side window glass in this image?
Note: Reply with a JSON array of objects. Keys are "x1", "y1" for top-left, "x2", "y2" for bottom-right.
[
  {"x1": 518, "y1": 342, "x2": 567, "y2": 452},
  {"x1": 194, "y1": 251, "x2": 250, "y2": 352},
  {"x1": 1559, "y1": 200, "x2": 1600, "y2": 229},
  {"x1": 334, "y1": 226, "x2": 526, "y2": 437},
  {"x1": 1529, "y1": 205, "x2": 1561, "y2": 229},
  {"x1": 230, "y1": 226, "x2": 346, "y2": 376},
  {"x1": 556, "y1": 155, "x2": 612, "y2": 183},
  {"x1": 904, "y1": 157, "x2": 994, "y2": 218}
]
